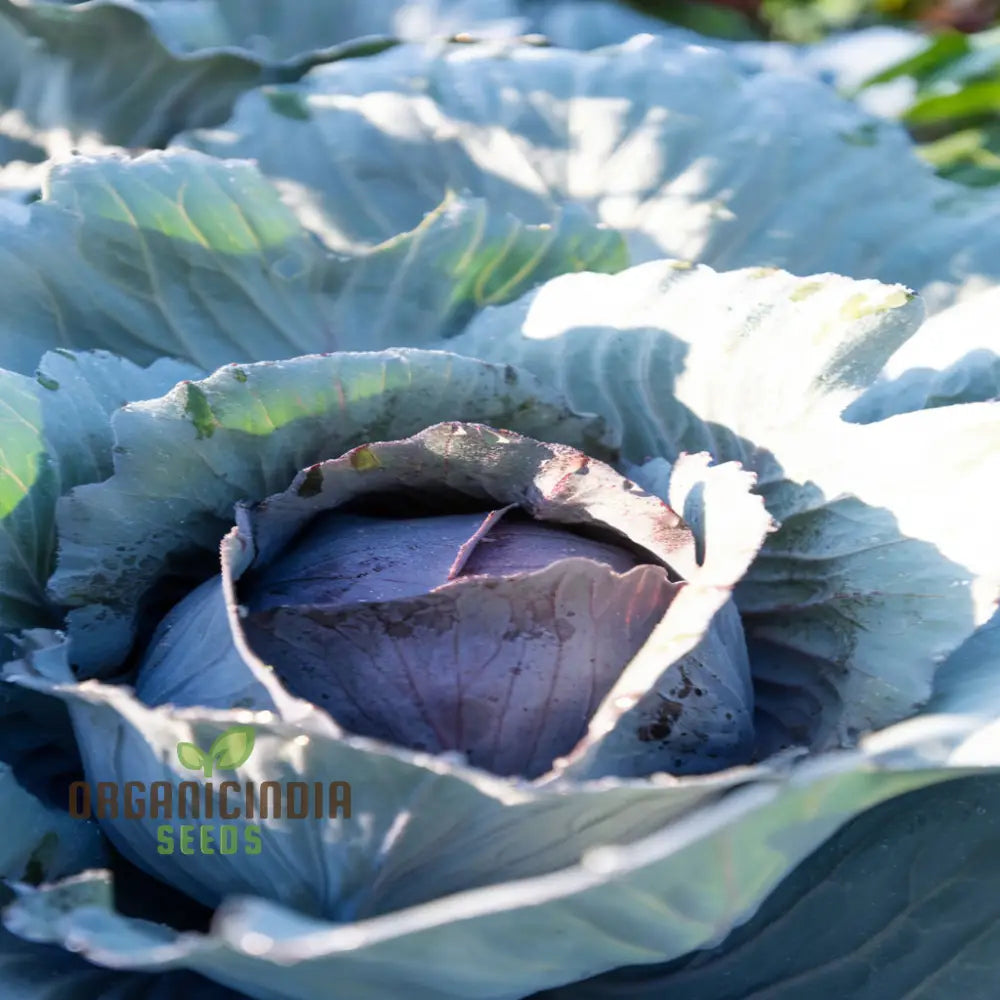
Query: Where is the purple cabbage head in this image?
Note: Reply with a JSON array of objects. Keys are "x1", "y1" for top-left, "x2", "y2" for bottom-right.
[{"x1": 139, "y1": 422, "x2": 757, "y2": 780}]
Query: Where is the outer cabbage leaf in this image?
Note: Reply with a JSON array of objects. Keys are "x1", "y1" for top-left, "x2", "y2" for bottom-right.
[
  {"x1": 531, "y1": 5, "x2": 923, "y2": 111},
  {"x1": 0, "y1": 349, "x2": 197, "y2": 656},
  {"x1": 0, "y1": 759, "x2": 104, "y2": 882},
  {"x1": 178, "y1": 36, "x2": 1000, "y2": 309},
  {"x1": 7, "y1": 628, "x2": 771, "y2": 924},
  {"x1": 928, "y1": 607, "x2": 1000, "y2": 718},
  {"x1": 528, "y1": 0, "x2": 677, "y2": 49},
  {"x1": 538, "y1": 770, "x2": 1000, "y2": 1000},
  {"x1": 4, "y1": 640, "x2": 994, "y2": 1000},
  {"x1": 46, "y1": 349, "x2": 616, "y2": 675},
  {"x1": 0, "y1": 150, "x2": 336, "y2": 374},
  {"x1": 449, "y1": 260, "x2": 1000, "y2": 752},
  {"x1": 0, "y1": 816, "x2": 219, "y2": 999},
  {"x1": 128, "y1": 0, "x2": 525, "y2": 59},
  {"x1": 0, "y1": 0, "x2": 408, "y2": 156},
  {"x1": 0, "y1": 150, "x2": 624, "y2": 375},
  {"x1": 0, "y1": 347, "x2": 195, "y2": 808},
  {"x1": 846, "y1": 288, "x2": 1000, "y2": 423},
  {"x1": 0, "y1": 899, "x2": 243, "y2": 1000}
]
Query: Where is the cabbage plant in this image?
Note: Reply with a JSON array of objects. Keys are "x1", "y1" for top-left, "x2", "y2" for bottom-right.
[{"x1": 0, "y1": 5, "x2": 1000, "y2": 1000}]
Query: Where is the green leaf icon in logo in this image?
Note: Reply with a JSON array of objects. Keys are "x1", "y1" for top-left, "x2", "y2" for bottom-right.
[
  {"x1": 176, "y1": 725, "x2": 255, "y2": 778},
  {"x1": 176, "y1": 742, "x2": 207, "y2": 772},
  {"x1": 210, "y1": 726, "x2": 256, "y2": 770}
]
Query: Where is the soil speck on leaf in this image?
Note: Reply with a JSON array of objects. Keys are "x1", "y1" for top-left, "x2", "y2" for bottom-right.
[
  {"x1": 297, "y1": 465, "x2": 324, "y2": 498},
  {"x1": 637, "y1": 697, "x2": 683, "y2": 742}
]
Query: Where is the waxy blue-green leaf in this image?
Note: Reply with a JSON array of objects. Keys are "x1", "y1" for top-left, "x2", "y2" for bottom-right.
[
  {"x1": 0, "y1": 349, "x2": 196, "y2": 659},
  {"x1": 539, "y1": 771, "x2": 1000, "y2": 1000},
  {"x1": 1, "y1": 0, "x2": 523, "y2": 65},
  {"x1": 0, "y1": 150, "x2": 624, "y2": 375},
  {"x1": 449, "y1": 260, "x2": 1000, "y2": 751},
  {"x1": 0, "y1": 902, "x2": 243, "y2": 1000},
  {"x1": 130, "y1": 0, "x2": 525, "y2": 59},
  {"x1": 532, "y1": 6, "x2": 924, "y2": 95},
  {"x1": 2, "y1": 649, "x2": 994, "y2": 1000},
  {"x1": 178, "y1": 36, "x2": 1000, "y2": 309},
  {"x1": 0, "y1": 0, "x2": 261, "y2": 154},
  {"x1": 528, "y1": 1, "x2": 674, "y2": 49},
  {"x1": 928, "y1": 609, "x2": 1000, "y2": 717},
  {"x1": 0, "y1": 759, "x2": 104, "y2": 883},
  {"x1": 46, "y1": 349, "x2": 616, "y2": 676},
  {"x1": 0, "y1": 151, "x2": 333, "y2": 374},
  {"x1": 3, "y1": 630, "x2": 773, "y2": 935},
  {"x1": 0, "y1": 0, "x2": 418, "y2": 157},
  {"x1": 846, "y1": 288, "x2": 1000, "y2": 422}
]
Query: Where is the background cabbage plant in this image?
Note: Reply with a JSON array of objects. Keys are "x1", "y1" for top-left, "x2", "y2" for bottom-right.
[{"x1": 0, "y1": 2, "x2": 999, "y2": 999}]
